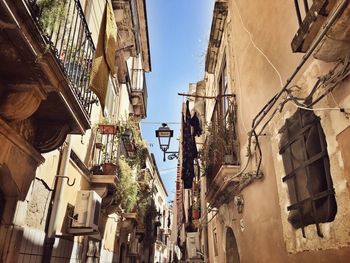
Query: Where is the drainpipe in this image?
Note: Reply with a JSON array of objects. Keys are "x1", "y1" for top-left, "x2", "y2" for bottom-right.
[{"x1": 42, "y1": 135, "x2": 72, "y2": 263}]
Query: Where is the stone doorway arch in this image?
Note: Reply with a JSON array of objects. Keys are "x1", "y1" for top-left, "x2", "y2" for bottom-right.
[{"x1": 226, "y1": 227, "x2": 240, "y2": 263}]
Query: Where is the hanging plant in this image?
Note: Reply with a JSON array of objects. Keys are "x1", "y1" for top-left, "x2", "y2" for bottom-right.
[
  {"x1": 37, "y1": 0, "x2": 67, "y2": 33},
  {"x1": 114, "y1": 158, "x2": 138, "y2": 212}
]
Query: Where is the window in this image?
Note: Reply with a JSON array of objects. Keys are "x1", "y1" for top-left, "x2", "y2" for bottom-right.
[
  {"x1": 279, "y1": 109, "x2": 337, "y2": 237},
  {"x1": 219, "y1": 61, "x2": 229, "y2": 125},
  {"x1": 209, "y1": 56, "x2": 239, "y2": 165},
  {"x1": 104, "y1": 78, "x2": 117, "y2": 118}
]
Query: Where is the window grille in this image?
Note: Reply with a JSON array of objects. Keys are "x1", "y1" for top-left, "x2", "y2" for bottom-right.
[{"x1": 279, "y1": 109, "x2": 337, "y2": 237}]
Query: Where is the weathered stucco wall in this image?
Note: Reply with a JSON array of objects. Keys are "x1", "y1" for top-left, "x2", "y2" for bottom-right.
[
  {"x1": 270, "y1": 62, "x2": 350, "y2": 253},
  {"x1": 205, "y1": 0, "x2": 350, "y2": 262}
]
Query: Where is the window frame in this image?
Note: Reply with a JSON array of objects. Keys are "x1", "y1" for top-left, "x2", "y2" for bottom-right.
[{"x1": 279, "y1": 109, "x2": 337, "y2": 237}]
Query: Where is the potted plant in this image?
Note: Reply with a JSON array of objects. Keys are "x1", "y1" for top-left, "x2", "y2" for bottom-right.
[
  {"x1": 101, "y1": 162, "x2": 117, "y2": 175},
  {"x1": 35, "y1": 0, "x2": 67, "y2": 32},
  {"x1": 98, "y1": 123, "x2": 119, "y2": 135},
  {"x1": 206, "y1": 104, "x2": 239, "y2": 166},
  {"x1": 99, "y1": 136, "x2": 120, "y2": 175}
]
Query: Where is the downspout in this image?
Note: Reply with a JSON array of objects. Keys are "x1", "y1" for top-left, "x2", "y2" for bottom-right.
[{"x1": 42, "y1": 135, "x2": 72, "y2": 263}]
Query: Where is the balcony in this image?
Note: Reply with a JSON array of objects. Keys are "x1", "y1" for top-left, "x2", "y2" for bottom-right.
[
  {"x1": 156, "y1": 228, "x2": 167, "y2": 246},
  {"x1": 137, "y1": 168, "x2": 152, "y2": 190},
  {"x1": 204, "y1": 116, "x2": 240, "y2": 207},
  {"x1": 291, "y1": 0, "x2": 350, "y2": 62},
  {"x1": 130, "y1": 68, "x2": 148, "y2": 118},
  {"x1": 90, "y1": 122, "x2": 140, "y2": 174},
  {"x1": 205, "y1": 2, "x2": 228, "y2": 74},
  {"x1": 206, "y1": 165, "x2": 241, "y2": 208},
  {"x1": 0, "y1": 0, "x2": 96, "y2": 150},
  {"x1": 90, "y1": 123, "x2": 121, "y2": 176},
  {"x1": 112, "y1": 0, "x2": 151, "y2": 81}
]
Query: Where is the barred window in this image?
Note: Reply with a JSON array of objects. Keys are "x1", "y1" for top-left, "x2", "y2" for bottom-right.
[{"x1": 279, "y1": 109, "x2": 337, "y2": 237}]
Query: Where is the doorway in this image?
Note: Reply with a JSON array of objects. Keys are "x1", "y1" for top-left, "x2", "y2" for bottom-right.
[{"x1": 226, "y1": 227, "x2": 240, "y2": 263}]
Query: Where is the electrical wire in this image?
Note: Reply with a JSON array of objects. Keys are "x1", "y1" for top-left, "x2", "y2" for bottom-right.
[
  {"x1": 196, "y1": 0, "x2": 350, "y2": 226},
  {"x1": 233, "y1": 0, "x2": 284, "y2": 87},
  {"x1": 229, "y1": 0, "x2": 350, "y2": 185},
  {"x1": 140, "y1": 121, "x2": 181, "y2": 125},
  {"x1": 291, "y1": 103, "x2": 349, "y2": 112}
]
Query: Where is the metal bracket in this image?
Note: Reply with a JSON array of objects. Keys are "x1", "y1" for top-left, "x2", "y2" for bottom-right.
[
  {"x1": 163, "y1": 151, "x2": 179, "y2": 162},
  {"x1": 55, "y1": 176, "x2": 76, "y2": 187}
]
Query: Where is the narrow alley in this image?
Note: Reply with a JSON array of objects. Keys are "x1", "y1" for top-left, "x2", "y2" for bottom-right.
[{"x1": 1, "y1": 0, "x2": 350, "y2": 263}]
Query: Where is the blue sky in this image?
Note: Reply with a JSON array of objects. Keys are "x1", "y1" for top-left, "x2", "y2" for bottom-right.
[{"x1": 140, "y1": 0, "x2": 214, "y2": 201}]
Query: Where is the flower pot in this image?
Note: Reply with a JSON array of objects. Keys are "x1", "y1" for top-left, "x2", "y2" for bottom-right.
[
  {"x1": 101, "y1": 163, "x2": 117, "y2": 175},
  {"x1": 192, "y1": 209, "x2": 200, "y2": 219},
  {"x1": 98, "y1": 124, "x2": 118, "y2": 135}
]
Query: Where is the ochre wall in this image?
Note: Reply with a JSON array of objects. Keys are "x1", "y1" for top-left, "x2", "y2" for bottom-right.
[{"x1": 206, "y1": 0, "x2": 350, "y2": 262}]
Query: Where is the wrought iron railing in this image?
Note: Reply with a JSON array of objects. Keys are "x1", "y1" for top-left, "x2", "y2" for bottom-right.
[
  {"x1": 90, "y1": 124, "x2": 124, "y2": 175},
  {"x1": 204, "y1": 102, "x2": 239, "y2": 185},
  {"x1": 291, "y1": 0, "x2": 335, "y2": 52},
  {"x1": 293, "y1": 0, "x2": 313, "y2": 26},
  {"x1": 131, "y1": 68, "x2": 148, "y2": 114},
  {"x1": 25, "y1": 0, "x2": 97, "y2": 118}
]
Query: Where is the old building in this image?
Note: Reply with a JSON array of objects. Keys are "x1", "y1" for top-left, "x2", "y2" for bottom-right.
[
  {"x1": 178, "y1": 0, "x2": 350, "y2": 262},
  {"x1": 0, "y1": 0, "x2": 155, "y2": 262},
  {"x1": 149, "y1": 154, "x2": 172, "y2": 263}
]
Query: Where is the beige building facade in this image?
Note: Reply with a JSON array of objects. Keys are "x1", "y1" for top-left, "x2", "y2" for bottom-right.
[
  {"x1": 0, "y1": 0, "x2": 154, "y2": 262},
  {"x1": 180, "y1": 0, "x2": 350, "y2": 262}
]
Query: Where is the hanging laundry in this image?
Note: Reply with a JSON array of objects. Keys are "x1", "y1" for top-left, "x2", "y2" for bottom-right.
[
  {"x1": 181, "y1": 100, "x2": 199, "y2": 189},
  {"x1": 190, "y1": 112, "x2": 202, "y2": 137}
]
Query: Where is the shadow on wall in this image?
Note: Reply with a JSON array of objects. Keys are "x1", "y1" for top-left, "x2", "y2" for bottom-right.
[{"x1": 15, "y1": 227, "x2": 79, "y2": 263}]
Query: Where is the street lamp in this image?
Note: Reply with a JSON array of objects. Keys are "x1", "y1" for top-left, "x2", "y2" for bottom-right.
[{"x1": 155, "y1": 123, "x2": 179, "y2": 161}]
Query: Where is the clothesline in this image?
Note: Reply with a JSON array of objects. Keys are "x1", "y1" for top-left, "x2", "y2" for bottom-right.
[{"x1": 178, "y1": 92, "x2": 236, "y2": 99}]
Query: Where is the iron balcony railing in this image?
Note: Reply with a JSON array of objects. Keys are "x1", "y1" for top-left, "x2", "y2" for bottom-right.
[
  {"x1": 25, "y1": 0, "x2": 97, "y2": 118},
  {"x1": 90, "y1": 124, "x2": 124, "y2": 175},
  {"x1": 131, "y1": 68, "x2": 148, "y2": 115},
  {"x1": 291, "y1": 0, "x2": 335, "y2": 52},
  {"x1": 293, "y1": 0, "x2": 313, "y2": 26},
  {"x1": 205, "y1": 103, "x2": 239, "y2": 186}
]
